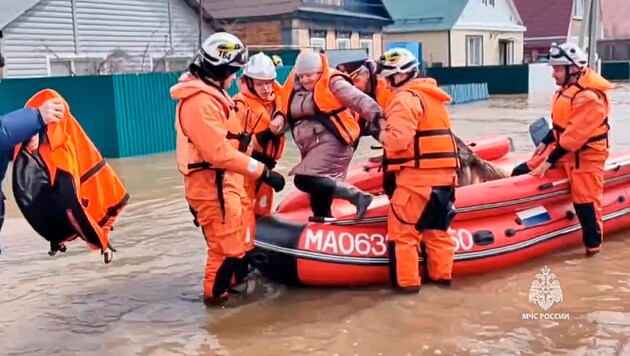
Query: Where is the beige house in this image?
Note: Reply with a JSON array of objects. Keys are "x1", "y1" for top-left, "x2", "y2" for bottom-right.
[{"x1": 381, "y1": 0, "x2": 526, "y2": 67}]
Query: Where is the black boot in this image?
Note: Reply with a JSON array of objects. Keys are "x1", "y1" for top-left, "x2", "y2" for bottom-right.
[
  {"x1": 333, "y1": 182, "x2": 374, "y2": 219},
  {"x1": 574, "y1": 202, "x2": 603, "y2": 255}
]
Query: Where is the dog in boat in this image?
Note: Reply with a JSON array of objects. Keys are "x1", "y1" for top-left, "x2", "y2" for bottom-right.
[{"x1": 454, "y1": 134, "x2": 510, "y2": 186}]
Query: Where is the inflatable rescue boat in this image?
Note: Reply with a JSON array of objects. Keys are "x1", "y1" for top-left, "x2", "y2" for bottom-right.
[{"x1": 249, "y1": 133, "x2": 630, "y2": 287}]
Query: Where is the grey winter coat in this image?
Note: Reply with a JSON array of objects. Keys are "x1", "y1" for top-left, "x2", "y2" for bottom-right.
[{"x1": 279, "y1": 73, "x2": 383, "y2": 180}]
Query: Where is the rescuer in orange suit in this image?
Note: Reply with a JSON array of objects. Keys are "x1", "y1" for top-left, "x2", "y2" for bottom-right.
[
  {"x1": 525, "y1": 42, "x2": 614, "y2": 257},
  {"x1": 335, "y1": 58, "x2": 393, "y2": 144},
  {"x1": 369, "y1": 48, "x2": 460, "y2": 293},
  {"x1": 232, "y1": 52, "x2": 287, "y2": 278},
  {"x1": 170, "y1": 32, "x2": 286, "y2": 306}
]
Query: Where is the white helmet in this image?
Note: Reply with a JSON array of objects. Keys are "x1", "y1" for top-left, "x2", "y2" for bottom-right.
[
  {"x1": 192, "y1": 32, "x2": 248, "y2": 79},
  {"x1": 243, "y1": 52, "x2": 277, "y2": 80},
  {"x1": 377, "y1": 48, "x2": 419, "y2": 78},
  {"x1": 548, "y1": 42, "x2": 588, "y2": 68}
]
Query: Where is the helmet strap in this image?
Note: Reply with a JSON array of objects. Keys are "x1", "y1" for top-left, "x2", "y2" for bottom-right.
[
  {"x1": 563, "y1": 65, "x2": 583, "y2": 87},
  {"x1": 245, "y1": 76, "x2": 262, "y2": 100},
  {"x1": 388, "y1": 70, "x2": 417, "y2": 88}
]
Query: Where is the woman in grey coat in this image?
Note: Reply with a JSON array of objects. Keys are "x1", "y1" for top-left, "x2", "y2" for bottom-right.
[{"x1": 270, "y1": 51, "x2": 385, "y2": 220}]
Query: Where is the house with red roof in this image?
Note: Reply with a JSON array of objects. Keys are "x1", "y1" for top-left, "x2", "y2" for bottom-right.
[
  {"x1": 514, "y1": 0, "x2": 601, "y2": 62},
  {"x1": 598, "y1": 0, "x2": 630, "y2": 61}
]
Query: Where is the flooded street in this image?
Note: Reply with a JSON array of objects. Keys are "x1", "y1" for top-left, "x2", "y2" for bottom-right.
[{"x1": 2, "y1": 83, "x2": 630, "y2": 355}]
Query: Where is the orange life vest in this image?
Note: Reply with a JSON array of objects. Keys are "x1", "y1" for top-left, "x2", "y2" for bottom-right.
[
  {"x1": 282, "y1": 54, "x2": 361, "y2": 146},
  {"x1": 12, "y1": 89, "x2": 129, "y2": 263},
  {"x1": 233, "y1": 80, "x2": 286, "y2": 168},
  {"x1": 174, "y1": 81, "x2": 247, "y2": 224},
  {"x1": 175, "y1": 85, "x2": 245, "y2": 176},
  {"x1": 383, "y1": 79, "x2": 460, "y2": 171},
  {"x1": 551, "y1": 69, "x2": 611, "y2": 151}
]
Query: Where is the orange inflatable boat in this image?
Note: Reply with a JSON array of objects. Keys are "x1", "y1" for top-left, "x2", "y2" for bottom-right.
[{"x1": 249, "y1": 134, "x2": 630, "y2": 286}]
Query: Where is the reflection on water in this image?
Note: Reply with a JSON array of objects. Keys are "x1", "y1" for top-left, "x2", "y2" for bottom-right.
[{"x1": 1, "y1": 83, "x2": 630, "y2": 355}]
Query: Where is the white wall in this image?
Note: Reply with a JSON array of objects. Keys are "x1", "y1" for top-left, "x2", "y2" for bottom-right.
[
  {"x1": 453, "y1": 0, "x2": 526, "y2": 32},
  {"x1": 2, "y1": 0, "x2": 211, "y2": 78},
  {"x1": 528, "y1": 63, "x2": 557, "y2": 96}
]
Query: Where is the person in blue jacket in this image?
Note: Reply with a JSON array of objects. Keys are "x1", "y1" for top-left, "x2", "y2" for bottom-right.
[{"x1": 0, "y1": 98, "x2": 65, "y2": 253}]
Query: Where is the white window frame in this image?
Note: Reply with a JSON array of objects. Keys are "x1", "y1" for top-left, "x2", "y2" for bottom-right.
[
  {"x1": 151, "y1": 55, "x2": 193, "y2": 72},
  {"x1": 46, "y1": 54, "x2": 106, "y2": 77},
  {"x1": 360, "y1": 38, "x2": 373, "y2": 57},
  {"x1": 574, "y1": 0, "x2": 584, "y2": 19},
  {"x1": 310, "y1": 37, "x2": 326, "y2": 51},
  {"x1": 336, "y1": 38, "x2": 350, "y2": 50},
  {"x1": 466, "y1": 36, "x2": 483, "y2": 66}
]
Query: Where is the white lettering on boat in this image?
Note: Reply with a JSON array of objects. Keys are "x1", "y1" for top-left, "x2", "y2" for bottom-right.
[
  {"x1": 304, "y1": 229, "x2": 388, "y2": 257},
  {"x1": 449, "y1": 228, "x2": 474, "y2": 252},
  {"x1": 303, "y1": 228, "x2": 475, "y2": 256}
]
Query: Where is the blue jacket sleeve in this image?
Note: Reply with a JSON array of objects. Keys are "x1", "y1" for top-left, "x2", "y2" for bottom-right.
[{"x1": 0, "y1": 108, "x2": 45, "y2": 151}]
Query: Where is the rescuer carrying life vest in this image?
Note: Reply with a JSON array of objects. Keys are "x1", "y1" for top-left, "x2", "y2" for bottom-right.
[
  {"x1": 369, "y1": 48, "x2": 460, "y2": 293},
  {"x1": 514, "y1": 42, "x2": 614, "y2": 257},
  {"x1": 0, "y1": 96, "x2": 64, "y2": 254},
  {"x1": 170, "y1": 32, "x2": 286, "y2": 306}
]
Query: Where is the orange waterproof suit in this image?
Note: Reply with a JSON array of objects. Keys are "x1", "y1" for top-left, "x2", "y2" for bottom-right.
[
  {"x1": 373, "y1": 77, "x2": 394, "y2": 109},
  {"x1": 380, "y1": 78, "x2": 460, "y2": 292},
  {"x1": 533, "y1": 68, "x2": 613, "y2": 254},
  {"x1": 171, "y1": 74, "x2": 267, "y2": 300},
  {"x1": 233, "y1": 79, "x2": 286, "y2": 252},
  {"x1": 12, "y1": 89, "x2": 129, "y2": 263}
]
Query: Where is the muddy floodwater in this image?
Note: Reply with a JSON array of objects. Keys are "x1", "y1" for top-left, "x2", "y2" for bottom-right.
[{"x1": 2, "y1": 84, "x2": 630, "y2": 355}]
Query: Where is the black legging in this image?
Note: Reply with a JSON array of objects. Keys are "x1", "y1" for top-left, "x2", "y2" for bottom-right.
[{"x1": 294, "y1": 175, "x2": 336, "y2": 218}]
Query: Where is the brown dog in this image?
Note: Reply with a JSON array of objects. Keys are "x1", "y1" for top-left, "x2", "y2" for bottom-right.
[{"x1": 454, "y1": 135, "x2": 510, "y2": 186}]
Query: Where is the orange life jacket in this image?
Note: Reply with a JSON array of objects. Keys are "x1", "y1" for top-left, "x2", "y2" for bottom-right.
[
  {"x1": 282, "y1": 54, "x2": 361, "y2": 146},
  {"x1": 12, "y1": 89, "x2": 129, "y2": 263},
  {"x1": 175, "y1": 85, "x2": 245, "y2": 176},
  {"x1": 233, "y1": 79, "x2": 286, "y2": 168},
  {"x1": 551, "y1": 69, "x2": 611, "y2": 151},
  {"x1": 174, "y1": 81, "x2": 247, "y2": 224},
  {"x1": 383, "y1": 79, "x2": 460, "y2": 171}
]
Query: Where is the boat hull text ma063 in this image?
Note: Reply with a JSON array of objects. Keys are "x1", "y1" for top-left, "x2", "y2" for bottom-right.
[{"x1": 248, "y1": 133, "x2": 630, "y2": 287}]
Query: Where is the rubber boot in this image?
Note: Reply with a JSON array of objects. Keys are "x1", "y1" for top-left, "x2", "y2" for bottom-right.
[
  {"x1": 332, "y1": 182, "x2": 374, "y2": 219},
  {"x1": 574, "y1": 202, "x2": 602, "y2": 257}
]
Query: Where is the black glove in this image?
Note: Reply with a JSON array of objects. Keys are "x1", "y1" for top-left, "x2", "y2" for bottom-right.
[
  {"x1": 383, "y1": 171, "x2": 397, "y2": 199},
  {"x1": 255, "y1": 128, "x2": 275, "y2": 146},
  {"x1": 367, "y1": 114, "x2": 386, "y2": 142},
  {"x1": 261, "y1": 166, "x2": 286, "y2": 192}
]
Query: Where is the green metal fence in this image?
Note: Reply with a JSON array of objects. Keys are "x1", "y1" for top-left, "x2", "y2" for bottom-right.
[
  {"x1": 0, "y1": 65, "x2": 497, "y2": 159},
  {"x1": 427, "y1": 64, "x2": 530, "y2": 95},
  {"x1": 0, "y1": 75, "x2": 121, "y2": 158},
  {"x1": 601, "y1": 62, "x2": 630, "y2": 81}
]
